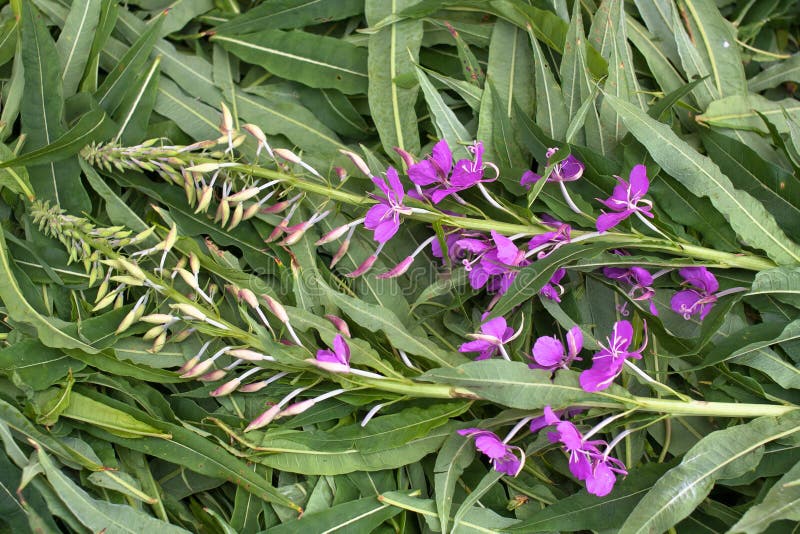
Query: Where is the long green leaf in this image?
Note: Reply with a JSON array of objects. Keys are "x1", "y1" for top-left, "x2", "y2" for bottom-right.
[
  {"x1": 366, "y1": 0, "x2": 422, "y2": 160},
  {"x1": 749, "y1": 53, "x2": 800, "y2": 92},
  {"x1": 697, "y1": 94, "x2": 800, "y2": 134},
  {"x1": 34, "y1": 444, "x2": 190, "y2": 534},
  {"x1": 264, "y1": 496, "x2": 399, "y2": 534},
  {"x1": 730, "y1": 458, "x2": 800, "y2": 533},
  {"x1": 607, "y1": 94, "x2": 800, "y2": 265},
  {"x1": 55, "y1": 0, "x2": 101, "y2": 97},
  {"x1": 213, "y1": 30, "x2": 368, "y2": 95},
  {"x1": 619, "y1": 412, "x2": 800, "y2": 533},
  {"x1": 527, "y1": 25, "x2": 567, "y2": 141},
  {"x1": 749, "y1": 267, "x2": 800, "y2": 308},
  {"x1": 415, "y1": 66, "x2": 471, "y2": 151},
  {"x1": 214, "y1": 0, "x2": 364, "y2": 34},
  {"x1": 434, "y1": 432, "x2": 475, "y2": 534}
]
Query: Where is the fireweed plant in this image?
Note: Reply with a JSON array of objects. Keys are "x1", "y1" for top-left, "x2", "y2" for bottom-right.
[{"x1": 62, "y1": 107, "x2": 793, "y2": 506}]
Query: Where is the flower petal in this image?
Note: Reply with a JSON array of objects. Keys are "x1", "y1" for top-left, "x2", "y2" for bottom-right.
[
  {"x1": 408, "y1": 160, "x2": 441, "y2": 186},
  {"x1": 628, "y1": 164, "x2": 649, "y2": 198},
  {"x1": 596, "y1": 210, "x2": 631, "y2": 232},
  {"x1": 671, "y1": 289, "x2": 702, "y2": 318},
  {"x1": 532, "y1": 336, "x2": 565, "y2": 367},
  {"x1": 586, "y1": 460, "x2": 617, "y2": 497}
]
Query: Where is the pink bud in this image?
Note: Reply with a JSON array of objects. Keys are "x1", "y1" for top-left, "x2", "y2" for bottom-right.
[
  {"x1": 276, "y1": 399, "x2": 315, "y2": 418},
  {"x1": 238, "y1": 288, "x2": 259, "y2": 308},
  {"x1": 330, "y1": 238, "x2": 350, "y2": 268},
  {"x1": 334, "y1": 167, "x2": 347, "y2": 181},
  {"x1": 345, "y1": 255, "x2": 378, "y2": 278},
  {"x1": 308, "y1": 358, "x2": 351, "y2": 374},
  {"x1": 177, "y1": 356, "x2": 199, "y2": 375},
  {"x1": 180, "y1": 357, "x2": 216, "y2": 378},
  {"x1": 198, "y1": 369, "x2": 227, "y2": 382},
  {"x1": 264, "y1": 223, "x2": 287, "y2": 243},
  {"x1": 261, "y1": 200, "x2": 292, "y2": 214},
  {"x1": 242, "y1": 123, "x2": 267, "y2": 145},
  {"x1": 393, "y1": 147, "x2": 416, "y2": 169},
  {"x1": 262, "y1": 295, "x2": 289, "y2": 323},
  {"x1": 376, "y1": 256, "x2": 414, "y2": 279},
  {"x1": 238, "y1": 380, "x2": 270, "y2": 393},
  {"x1": 316, "y1": 225, "x2": 349, "y2": 245},
  {"x1": 324, "y1": 315, "x2": 351, "y2": 337},
  {"x1": 273, "y1": 148, "x2": 301, "y2": 164},
  {"x1": 245, "y1": 405, "x2": 281, "y2": 432},
  {"x1": 226, "y1": 348, "x2": 274, "y2": 361},
  {"x1": 210, "y1": 378, "x2": 241, "y2": 396},
  {"x1": 339, "y1": 149, "x2": 372, "y2": 177}
]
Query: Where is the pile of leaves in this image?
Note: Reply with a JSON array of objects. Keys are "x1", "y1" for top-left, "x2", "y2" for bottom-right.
[{"x1": 1, "y1": 0, "x2": 800, "y2": 532}]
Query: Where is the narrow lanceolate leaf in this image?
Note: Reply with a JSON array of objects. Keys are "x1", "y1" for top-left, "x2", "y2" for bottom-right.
[
  {"x1": 214, "y1": 0, "x2": 364, "y2": 34},
  {"x1": 420, "y1": 361, "x2": 635, "y2": 410},
  {"x1": 1, "y1": 108, "x2": 112, "y2": 169},
  {"x1": 527, "y1": 25, "x2": 567, "y2": 141},
  {"x1": 62, "y1": 392, "x2": 171, "y2": 439},
  {"x1": 33, "y1": 444, "x2": 191, "y2": 534},
  {"x1": 626, "y1": 16, "x2": 685, "y2": 96},
  {"x1": 492, "y1": 242, "x2": 609, "y2": 318},
  {"x1": 415, "y1": 66, "x2": 471, "y2": 151},
  {"x1": 559, "y1": 1, "x2": 590, "y2": 145},
  {"x1": 730, "y1": 459, "x2": 800, "y2": 533},
  {"x1": 114, "y1": 56, "x2": 160, "y2": 145},
  {"x1": 680, "y1": 0, "x2": 747, "y2": 97},
  {"x1": 263, "y1": 496, "x2": 400, "y2": 534},
  {"x1": 619, "y1": 412, "x2": 800, "y2": 534},
  {"x1": 633, "y1": 0, "x2": 680, "y2": 65},
  {"x1": 434, "y1": 432, "x2": 475, "y2": 534},
  {"x1": 607, "y1": 94, "x2": 800, "y2": 265},
  {"x1": 95, "y1": 12, "x2": 164, "y2": 114},
  {"x1": 55, "y1": 0, "x2": 101, "y2": 96},
  {"x1": 379, "y1": 492, "x2": 520, "y2": 532},
  {"x1": 697, "y1": 94, "x2": 800, "y2": 134},
  {"x1": 749, "y1": 53, "x2": 800, "y2": 92},
  {"x1": 0, "y1": 232, "x2": 98, "y2": 354},
  {"x1": 20, "y1": 2, "x2": 89, "y2": 213},
  {"x1": 212, "y1": 30, "x2": 368, "y2": 94},
  {"x1": 671, "y1": 7, "x2": 716, "y2": 108},
  {"x1": 749, "y1": 267, "x2": 800, "y2": 308},
  {"x1": 366, "y1": 0, "x2": 423, "y2": 161}
]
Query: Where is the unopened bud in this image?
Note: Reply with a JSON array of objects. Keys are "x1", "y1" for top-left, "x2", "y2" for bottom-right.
[
  {"x1": 339, "y1": 149, "x2": 372, "y2": 177},
  {"x1": 345, "y1": 255, "x2": 378, "y2": 278},
  {"x1": 393, "y1": 146, "x2": 416, "y2": 169},
  {"x1": 245, "y1": 405, "x2": 281, "y2": 431},
  {"x1": 308, "y1": 358, "x2": 350, "y2": 374},
  {"x1": 276, "y1": 399, "x2": 315, "y2": 419},
  {"x1": 226, "y1": 348, "x2": 274, "y2": 362},
  {"x1": 140, "y1": 313, "x2": 175, "y2": 324},
  {"x1": 171, "y1": 328, "x2": 195, "y2": 343},
  {"x1": 324, "y1": 315, "x2": 351, "y2": 337},
  {"x1": 261, "y1": 295, "x2": 289, "y2": 323},
  {"x1": 215, "y1": 198, "x2": 231, "y2": 226},
  {"x1": 93, "y1": 290, "x2": 118, "y2": 311},
  {"x1": 273, "y1": 148, "x2": 301, "y2": 164},
  {"x1": 163, "y1": 224, "x2": 178, "y2": 251},
  {"x1": 226, "y1": 187, "x2": 260, "y2": 203},
  {"x1": 198, "y1": 369, "x2": 227, "y2": 382},
  {"x1": 329, "y1": 238, "x2": 350, "y2": 268},
  {"x1": 242, "y1": 123, "x2": 267, "y2": 145},
  {"x1": 116, "y1": 308, "x2": 138, "y2": 334},
  {"x1": 177, "y1": 356, "x2": 200, "y2": 375},
  {"x1": 186, "y1": 162, "x2": 238, "y2": 173},
  {"x1": 219, "y1": 102, "x2": 234, "y2": 135},
  {"x1": 279, "y1": 226, "x2": 308, "y2": 246},
  {"x1": 180, "y1": 357, "x2": 216, "y2": 378},
  {"x1": 189, "y1": 252, "x2": 200, "y2": 275},
  {"x1": 334, "y1": 166, "x2": 347, "y2": 181},
  {"x1": 195, "y1": 186, "x2": 213, "y2": 214},
  {"x1": 242, "y1": 202, "x2": 261, "y2": 220},
  {"x1": 261, "y1": 199, "x2": 292, "y2": 214},
  {"x1": 143, "y1": 325, "x2": 166, "y2": 341},
  {"x1": 171, "y1": 303, "x2": 207, "y2": 321},
  {"x1": 376, "y1": 256, "x2": 414, "y2": 279},
  {"x1": 210, "y1": 378, "x2": 241, "y2": 397},
  {"x1": 150, "y1": 331, "x2": 167, "y2": 353},
  {"x1": 228, "y1": 202, "x2": 244, "y2": 230},
  {"x1": 238, "y1": 381, "x2": 270, "y2": 393},
  {"x1": 238, "y1": 288, "x2": 259, "y2": 308},
  {"x1": 131, "y1": 226, "x2": 156, "y2": 244}
]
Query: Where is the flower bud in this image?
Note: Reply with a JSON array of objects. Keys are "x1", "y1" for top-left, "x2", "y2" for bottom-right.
[
  {"x1": 170, "y1": 328, "x2": 195, "y2": 343},
  {"x1": 238, "y1": 288, "x2": 259, "y2": 308},
  {"x1": 242, "y1": 123, "x2": 267, "y2": 145},
  {"x1": 376, "y1": 256, "x2": 414, "y2": 279},
  {"x1": 316, "y1": 225, "x2": 349, "y2": 245},
  {"x1": 198, "y1": 369, "x2": 227, "y2": 382},
  {"x1": 345, "y1": 255, "x2": 378, "y2": 278},
  {"x1": 329, "y1": 238, "x2": 350, "y2": 268},
  {"x1": 242, "y1": 202, "x2": 261, "y2": 220},
  {"x1": 180, "y1": 357, "x2": 216, "y2": 378},
  {"x1": 210, "y1": 378, "x2": 241, "y2": 396},
  {"x1": 245, "y1": 405, "x2": 281, "y2": 432},
  {"x1": 171, "y1": 303, "x2": 208, "y2": 321},
  {"x1": 150, "y1": 331, "x2": 167, "y2": 353},
  {"x1": 261, "y1": 295, "x2": 289, "y2": 323},
  {"x1": 219, "y1": 102, "x2": 234, "y2": 135},
  {"x1": 324, "y1": 315, "x2": 351, "y2": 338},
  {"x1": 228, "y1": 202, "x2": 244, "y2": 230},
  {"x1": 393, "y1": 146, "x2": 416, "y2": 169},
  {"x1": 195, "y1": 186, "x2": 213, "y2": 214},
  {"x1": 143, "y1": 325, "x2": 166, "y2": 341},
  {"x1": 177, "y1": 356, "x2": 200, "y2": 375},
  {"x1": 273, "y1": 148, "x2": 301, "y2": 164},
  {"x1": 116, "y1": 308, "x2": 138, "y2": 334},
  {"x1": 226, "y1": 348, "x2": 274, "y2": 362},
  {"x1": 339, "y1": 149, "x2": 372, "y2": 177},
  {"x1": 215, "y1": 198, "x2": 231, "y2": 226},
  {"x1": 276, "y1": 399, "x2": 315, "y2": 419},
  {"x1": 226, "y1": 187, "x2": 260, "y2": 203},
  {"x1": 238, "y1": 380, "x2": 270, "y2": 393}
]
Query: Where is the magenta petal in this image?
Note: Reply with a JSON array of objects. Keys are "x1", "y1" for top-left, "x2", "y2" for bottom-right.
[
  {"x1": 333, "y1": 334, "x2": 350, "y2": 364},
  {"x1": 630, "y1": 266, "x2": 653, "y2": 286},
  {"x1": 628, "y1": 164, "x2": 649, "y2": 198},
  {"x1": 671, "y1": 289, "x2": 702, "y2": 318},
  {"x1": 316, "y1": 349, "x2": 339, "y2": 364},
  {"x1": 481, "y1": 316, "x2": 508, "y2": 340},
  {"x1": 596, "y1": 211, "x2": 631, "y2": 232},
  {"x1": 494, "y1": 452, "x2": 522, "y2": 475},
  {"x1": 431, "y1": 188, "x2": 454, "y2": 204},
  {"x1": 559, "y1": 156, "x2": 585, "y2": 181},
  {"x1": 586, "y1": 461, "x2": 617, "y2": 497},
  {"x1": 459, "y1": 339, "x2": 491, "y2": 353},
  {"x1": 579, "y1": 363, "x2": 619, "y2": 392},
  {"x1": 612, "y1": 321, "x2": 634, "y2": 350},
  {"x1": 556, "y1": 421, "x2": 584, "y2": 450},
  {"x1": 532, "y1": 336, "x2": 564, "y2": 367},
  {"x1": 431, "y1": 139, "x2": 453, "y2": 175},
  {"x1": 566, "y1": 326, "x2": 583, "y2": 358},
  {"x1": 364, "y1": 203, "x2": 390, "y2": 230},
  {"x1": 371, "y1": 175, "x2": 390, "y2": 197},
  {"x1": 386, "y1": 166, "x2": 404, "y2": 200},
  {"x1": 373, "y1": 218, "x2": 400, "y2": 243},
  {"x1": 457, "y1": 427, "x2": 483, "y2": 437},
  {"x1": 474, "y1": 433, "x2": 507, "y2": 458},
  {"x1": 521, "y1": 170, "x2": 542, "y2": 187},
  {"x1": 569, "y1": 452, "x2": 593, "y2": 481},
  {"x1": 492, "y1": 231, "x2": 520, "y2": 265},
  {"x1": 408, "y1": 160, "x2": 441, "y2": 186}
]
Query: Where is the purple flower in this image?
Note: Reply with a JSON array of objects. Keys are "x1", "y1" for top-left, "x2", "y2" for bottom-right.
[
  {"x1": 540, "y1": 268, "x2": 567, "y2": 302},
  {"x1": 409, "y1": 141, "x2": 495, "y2": 204},
  {"x1": 670, "y1": 267, "x2": 719, "y2": 320},
  {"x1": 315, "y1": 334, "x2": 351, "y2": 372},
  {"x1": 458, "y1": 428, "x2": 525, "y2": 476},
  {"x1": 528, "y1": 217, "x2": 571, "y2": 259},
  {"x1": 579, "y1": 321, "x2": 645, "y2": 392},
  {"x1": 408, "y1": 139, "x2": 453, "y2": 187},
  {"x1": 539, "y1": 407, "x2": 627, "y2": 497},
  {"x1": 596, "y1": 164, "x2": 654, "y2": 233},
  {"x1": 604, "y1": 265, "x2": 659, "y2": 316},
  {"x1": 459, "y1": 316, "x2": 516, "y2": 360},
  {"x1": 529, "y1": 407, "x2": 583, "y2": 433},
  {"x1": 520, "y1": 148, "x2": 585, "y2": 186},
  {"x1": 530, "y1": 326, "x2": 583, "y2": 371},
  {"x1": 364, "y1": 167, "x2": 412, "y2": 243}
]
